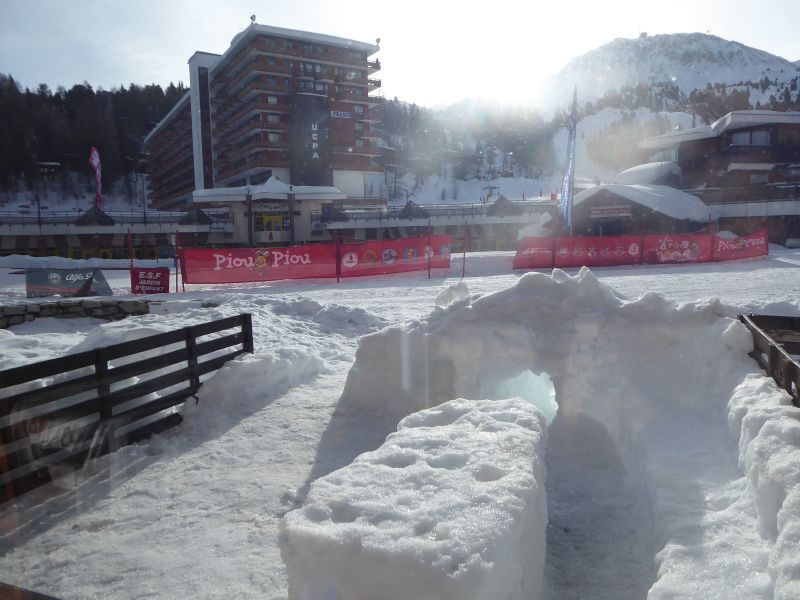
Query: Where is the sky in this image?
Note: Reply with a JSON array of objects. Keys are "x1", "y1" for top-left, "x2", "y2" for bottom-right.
[{"x1": 2, "y1": 0, "x2": 800, "y2": 108}]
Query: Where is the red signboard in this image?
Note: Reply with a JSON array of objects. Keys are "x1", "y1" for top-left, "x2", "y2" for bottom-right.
[
  {"x1": 339, "y1": 236, "x2": 452, "y2": 278},
  {"x1": 642, "y1": 233, "x2": 712, "y2": 264},
  {"x1": 130, "y1": 267, "x2": 170, "y2": 294},
  {"x1": 180, "y1": 237, "x2": 452, "y2": 284},
  {"x1": 180, "y1": 245, "x2": 337, "y2": 284},
  {"x1": 554, "y1": 235, "x2": 642, "y2": 268},
  {"x1": 712, "y1": 229, "x2": 768, "y2": 261},
  {"x1": 513, "y1": 237, "x2": 554, "y2": 269}
]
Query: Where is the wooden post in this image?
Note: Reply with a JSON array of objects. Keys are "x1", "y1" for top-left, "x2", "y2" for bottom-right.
[
  {"x1": 185, "y1": 328, "x2": 200, "y2": 394},
  {"x1": 94, "y1": 346, "x2": 115, "y2": 454},
  {"x1": 335, "y1": 231, "x2": 341, "y2": 283},
  {"x1": 242, "y1": 314, "x2": 254, "y2": 354}
]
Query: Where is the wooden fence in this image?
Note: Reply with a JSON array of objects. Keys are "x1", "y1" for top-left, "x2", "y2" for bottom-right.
[
  {"x1": 739, "y1": 313, "x2": 800, "y2": 406},
  {"x1": 0, "y1": 313, "x2": 253, "y2": 503}
]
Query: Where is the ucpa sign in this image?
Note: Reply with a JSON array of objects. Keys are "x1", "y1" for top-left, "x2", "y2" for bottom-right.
[{"x1": 311, "y1": 123, "x2": 320, "y2": 160}]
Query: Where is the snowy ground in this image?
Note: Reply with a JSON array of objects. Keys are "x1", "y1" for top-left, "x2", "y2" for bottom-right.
[{"x1": 1, "y1": 248, "x2": 800, "y2": 599}]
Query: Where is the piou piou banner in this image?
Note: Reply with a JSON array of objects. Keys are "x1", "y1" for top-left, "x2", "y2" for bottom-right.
[
  {"x1": 180, "y1": 236, "x2": 453, "y2": 284},
  {"x1": 513, "y1": 229, "x2": 768, "y2": 270}
]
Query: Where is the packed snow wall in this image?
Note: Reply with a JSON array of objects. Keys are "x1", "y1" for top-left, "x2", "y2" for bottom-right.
[
  {"x1": 280, "y1": 398, "x2": 547, "y2": 600},
  {"x1": 330, "y1": 268, "x2": 800, "y2": 598}
]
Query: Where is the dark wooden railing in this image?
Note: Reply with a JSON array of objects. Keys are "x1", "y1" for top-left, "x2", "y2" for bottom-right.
[
  {"x1": 0, "y1": 314, "x2": 254, "y2": 503},
  {"x1": 739, "y1": 313, "x2": 800, "y2": 406}
]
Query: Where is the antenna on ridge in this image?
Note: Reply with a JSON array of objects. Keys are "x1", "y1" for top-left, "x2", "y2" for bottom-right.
[{"x1": 250, "y1": 14, "x2": 256, "y2": 25}]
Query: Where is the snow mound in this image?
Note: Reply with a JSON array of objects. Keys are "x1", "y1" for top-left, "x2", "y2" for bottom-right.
[
  {"x1": 280, "y1": 397, "x2": 547, "y2": 600},
  {"x1": 338, "y1": 266, "x2": 800, "y2": 597}
]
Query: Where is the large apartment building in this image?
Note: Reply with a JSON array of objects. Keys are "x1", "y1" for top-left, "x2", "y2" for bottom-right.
[{"x1": 144, "y1": 23, "x2": 382, "y2": 208}]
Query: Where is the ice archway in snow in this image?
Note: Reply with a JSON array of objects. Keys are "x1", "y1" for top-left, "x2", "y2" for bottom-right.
[{"x1": 333, "y1": 267, "x2": 799, "y2": 598}]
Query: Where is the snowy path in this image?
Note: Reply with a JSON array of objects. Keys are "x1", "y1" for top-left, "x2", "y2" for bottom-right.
[{"x1": 543, "y1": 413, "x2": 656, "y2": 599}]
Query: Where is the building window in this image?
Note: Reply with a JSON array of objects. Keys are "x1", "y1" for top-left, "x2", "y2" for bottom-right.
[
  {"x1": 751, "y1": 130, "x2": 771, "y2": 146},
  {"x1": 354, "y1": 105, "x2": 365, "y2": 114},
  {"x1": 266, "y1": 57, "x2": 277, "y2": 67},
  {"x1": 355, "y1": 139, "x2": 365, "y2": 149},
  {"x1": 266, "y1": 76, "x2": 277, "y2": 86},
  {"x1": 268, "y1": 132, "x2": 281, "y2": 143},
  {"x1": 267, "y1": 95, "x2": 278, "y2": 104},
  {"x1": 315, "y1": 82, "x2": 327, "y2": 93},
  {"x1": 355, "y1": 122, "x2": 365, "y2": 132},
  {"x1": 732, "y1": 130, "x2": 771, "y2": 146},
  {"x1": 267, "y1": 113, "x2": 280, "y2": 124},
  {"x1": 299, "y1": 80, "x2": 314, "y2": 90}
]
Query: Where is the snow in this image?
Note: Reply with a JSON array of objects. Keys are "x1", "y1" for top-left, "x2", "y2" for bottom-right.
[
  {"x1": 572, "y1": 183, "x2": 714, "y2": 223},
  {"x1": 2, "y1": 249, "x2": 800, "y2": 598},
  {"x1": 543, "y1": 33, "x2": 800, "y2": 111},
  {"x1": 615, "y1": 161, "x2": 681, "y2": 185},
  {"x1": 280, "y1": 398, "x2": 547, "y2": 600}
]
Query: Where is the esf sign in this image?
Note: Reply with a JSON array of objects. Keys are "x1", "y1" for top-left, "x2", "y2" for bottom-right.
[{"x1": 330, "y1": 110, "x2": 352, "y2": 119}]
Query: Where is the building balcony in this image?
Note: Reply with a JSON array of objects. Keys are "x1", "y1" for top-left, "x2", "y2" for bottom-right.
[
  {"x1": 215, "y1": 148, "x2": 290, "y2": 180},
  {"x1": 727, "y1": 144, "x2": 800, "y2": 165},
  {"x1": 367, "y1": 79, "x2": 381, "y2": 90},
  {"x1": 367, "y1": 59, "x2": 381, "y2": 74}
]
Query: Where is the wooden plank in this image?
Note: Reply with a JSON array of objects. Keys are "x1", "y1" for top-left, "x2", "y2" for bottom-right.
[
  {"x1": 189, "y1": 314, "x2": 244, "y2": 338},
  {"x1": 0, "y1": 349, "x2": 97, "y2": 389},
  {"x1": 197, "y1": 349, "x2": 244, "y2": 376},
  {"x1": 103, "y1": 328, "x2": 188, "y2": 361},
  {"x1": 0, "y1": 581, "x2": 62, "y2": 599},
  {"x1": 195, "y1": 331, "x2": 244, "y2": 356},
  {"x1": 110, "y1": 387, "x2": 196, "y2": 427},
  {"x1": 102, "y1": 367, "x2": 193, "y2": 410},
  {"x1": 0, "y1": 372, "x2": 98, "y2": 419},
  {"x1": 0, "y1": 398, "x2": 101, "y2": 444}
]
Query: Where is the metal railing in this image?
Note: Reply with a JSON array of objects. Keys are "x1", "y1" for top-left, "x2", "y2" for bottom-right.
[
  {"x1": 0, "y1": 211, "x2": 232, "y2": 227},
  {"x1": 739, "y1": 313, "x2": 800, "y2": 406},
  {"x1": 310, "y1": 201, "x2": 552, "y2": 229},
  {"x1": 687, "y1": 183, "x2": 800, "y2": 205}
]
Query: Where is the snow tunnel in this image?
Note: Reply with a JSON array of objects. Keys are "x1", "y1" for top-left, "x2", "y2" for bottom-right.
[{"x1": 287, "y1": 268, "x2": 772, "y2": 599}]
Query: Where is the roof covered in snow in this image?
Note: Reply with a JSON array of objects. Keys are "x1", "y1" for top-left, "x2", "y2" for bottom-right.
[
  {"x1": 192, "y1": 177, "x2": 346, "y2": 203},
  {"x1": 615, "y1": 162, "x2": 682, "y2": 185},
  {"x1": 213, "y1": 23, "x2": 378, "y2": 76},
  {"x1": 641, "y1": 110, "x2": 800, "y2": 150},
  {"x1": 574, "y1": 184, "x2": 713, "y2": 222}
]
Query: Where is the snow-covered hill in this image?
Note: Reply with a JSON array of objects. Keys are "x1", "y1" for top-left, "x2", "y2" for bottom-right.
[{"x1": 544, "y1": 33, "x2": 800, "y2": 110}]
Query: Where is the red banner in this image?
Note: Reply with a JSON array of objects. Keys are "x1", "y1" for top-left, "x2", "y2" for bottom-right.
[
  {"x1": 712, "y1": 229, "x2": 768, "y2": 261},
  {"x1": 554, "y1": 235, "x2": 642, "y2": 268},
  {"x1": 513, "y1": 237, "x2": 554, "y2": 269},
  {"x1": 130, "y1": 267, "x2": 170, "y2": 294},
  {"x1": 181, "y1": 245, "x2": 337, "y2": 284},
  {"x1": 642, "y1": 233, "x2": 712, "y2": 264},
  {"x1": 180, "y1": 237, "x2": 452, "y2": 284},
  {"x1": 339, "y1": 236, "x2": 452, "y2": 278},
  {"x1": 513, "y1": 231, "x2": 768, "y2": 270}
]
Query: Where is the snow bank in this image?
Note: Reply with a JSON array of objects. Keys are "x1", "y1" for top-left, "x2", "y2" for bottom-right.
[
  {"x1": 280, "y1": 398, "x2": 547, "y2": 600},
  {"x1": 338, "y1": 266, "x2": 800, "y2": 596}
]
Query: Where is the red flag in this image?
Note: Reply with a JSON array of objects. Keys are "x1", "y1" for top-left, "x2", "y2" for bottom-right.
[{"x1": 88, "y1": 146, "x2": 102, "y2": 207}]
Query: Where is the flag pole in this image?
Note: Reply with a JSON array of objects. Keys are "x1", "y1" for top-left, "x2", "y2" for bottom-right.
[
  {"x1": 559, "y1": 87, "x2": 578, "y2": 237},
  {"x1": 427, "y1": 219, "x2": 432, "y2": 280}
]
